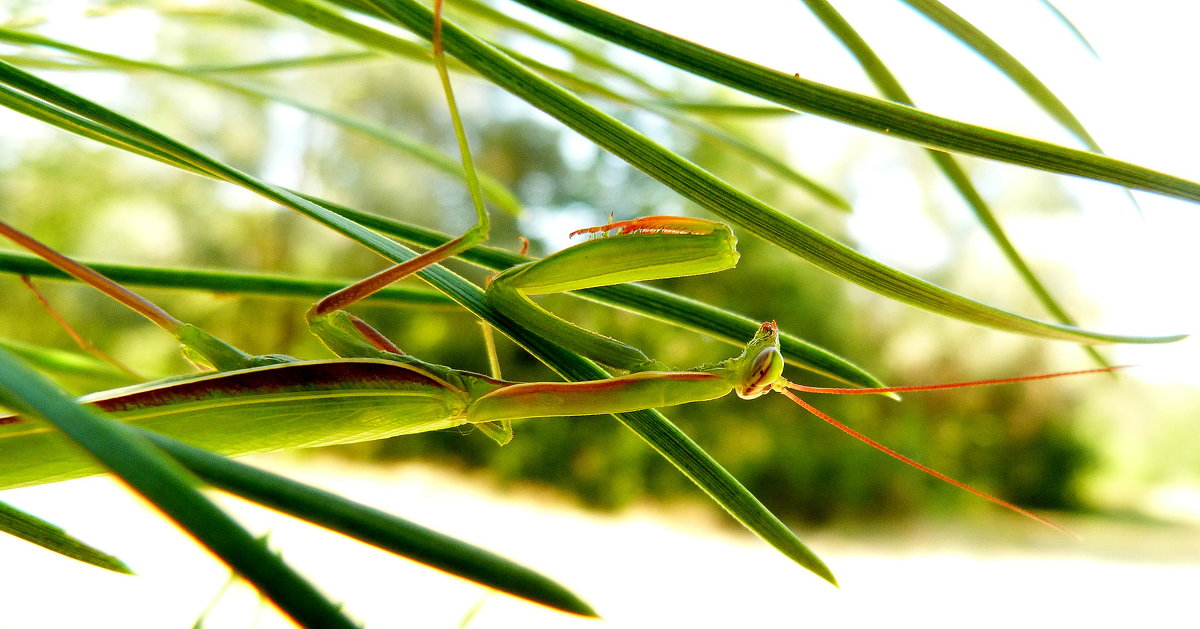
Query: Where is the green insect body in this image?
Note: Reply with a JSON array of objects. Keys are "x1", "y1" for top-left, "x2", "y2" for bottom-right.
[
  {"x1": 0, "y1": 212, "x2": 1104, "y2": 541},
  {"x1": 0, "y1": 218, "x2": 786, "y2": 491}
]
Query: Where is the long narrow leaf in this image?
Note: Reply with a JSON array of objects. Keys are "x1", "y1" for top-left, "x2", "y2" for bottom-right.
[
  {"x1": 0, "y1": 28, "x2": 523, "y2": 216},
  {"x1": 0, "y1": 338, "x2": 139, "y2": 391},
  {"x1": 511, "y1": 0, "x2": 1200, "y2": 202},
  {"x1": 1036, "y1": 0, "x2": 1099, "y2": 57},
  {"x1": 503, "y1": 47, "x2": 850, "y2": 211},
  {"x1": 450, "y1": 0, "x2": 663, "y2": 95},
  {"x1": 187, "y1": 50, "x2": 380, "y2": 74},
  {"x1": 0, "y1": 251, "x2": 453, "y2": 307},
  {"x1": 139, "y1": 431, "x2": 596, "y2": 617},
  {"x1": 0, "y1": 500, "x2": 131, "y2": 574},
  {"x1": 0, "y1": 349, "x2": 358, "y2": 628}
]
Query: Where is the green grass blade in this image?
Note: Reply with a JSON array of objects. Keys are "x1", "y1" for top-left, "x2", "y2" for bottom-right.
[
  {"x1": 617, "y1": 407, "x2": 837, "y2": 583},
  {"x1": 185, "y1": 50, "x2": 380, "y2": 74},
  {"x1": 0, "y1": 500, "x2": 132, "y2": 574},
  {"x1": 898, "y1": 0, "x2": 1101, "y2": 151},
  {"x1": 258, "y1": 0, "x2": 1181, "y2": 344},
  {"x1": 0, "y1": 28, "x2": 523, "y2": 216},
  {"x1": 449, "y1": 0, "x2": 664, "y2": 95},
  {"x1": 0, "y1": 251, "x2": 454, "y2": 307},
  {"x1": 503, "y1": 48, "x2": 850, "y2": 211},
  {"x1": 0, "y1": 85, "x2": 207, "y2": 176},
  {"x1": 451, "y1": 0, "x2": 788, "y2": 115},
  {"x1": 649, "y1": 102, "x2": 795, "y2": 116},
  {"x1": 1036, "y1": 0, "x2": 1099, "y2": 57},
  {"x1": 0, "y1": 349, "x2": 359, "y2": 628},
  {"x1": 0, "y1": 338, "x2": 139, "y2": 391},
  {"x1": 653, "y1": 106, "x2": 851, "y2": 212},
  {"x1": 139, "y1": 432, "x2": 596, "y2": 617},
  {"x1": 510, "y1": 0, "x2": 1200, "y2": 202}
]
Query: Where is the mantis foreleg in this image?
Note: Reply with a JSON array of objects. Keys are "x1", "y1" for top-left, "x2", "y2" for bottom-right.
[{"x1": 487, "y1": 216, "x2": 739, "y2": 372}]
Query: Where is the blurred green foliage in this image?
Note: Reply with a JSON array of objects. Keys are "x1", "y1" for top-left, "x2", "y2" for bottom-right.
[{"x1": 0, "y1": 0, "x2": 1134, "y2": 526}]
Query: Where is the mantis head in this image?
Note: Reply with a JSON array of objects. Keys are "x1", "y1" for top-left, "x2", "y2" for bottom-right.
[{"x1": 732, "y1": 321, "x2": 786, "y2": 400}]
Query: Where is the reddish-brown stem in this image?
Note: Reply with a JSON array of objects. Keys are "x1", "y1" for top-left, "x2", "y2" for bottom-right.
[
  {"x1": 778, "y1": 388, "x2": 1076, "y2": 536},
  {"x1": 346, "y1": 313, "x2": 404, "y2": 354},
  {"x1": 433, "y1": 0, "x2": 446, "y2": 56},
  {"x1": 787, "y1": 366, "x2": 1125, "y2": 396},
  {"x1": 310, "y1": 0, "x2": 481, "y2": 322}
]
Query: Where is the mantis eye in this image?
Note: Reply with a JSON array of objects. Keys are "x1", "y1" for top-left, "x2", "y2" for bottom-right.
[{"x1": 736, "y1": 347, "x2": 784, "y2": 400}]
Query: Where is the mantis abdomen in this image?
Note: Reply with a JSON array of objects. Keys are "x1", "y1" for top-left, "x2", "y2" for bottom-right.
[{"x1": 0, "y1": 360, "x2": 476, "y2": 490}]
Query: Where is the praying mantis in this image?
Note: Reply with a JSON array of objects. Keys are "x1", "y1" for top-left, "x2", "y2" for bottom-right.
[{"x1": 0, "y1": 215, "x2": 1111, "y2": 532}]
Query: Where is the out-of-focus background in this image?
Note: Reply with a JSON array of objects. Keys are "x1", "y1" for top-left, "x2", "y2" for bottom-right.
[{"x1": 1, "y1": 0, "x2": 1198, "y2": 626}]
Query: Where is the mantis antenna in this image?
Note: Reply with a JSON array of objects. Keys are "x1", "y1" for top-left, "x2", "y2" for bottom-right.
[{"x1": 773, "y1": 352, "x2": 1124, "y2": 536}]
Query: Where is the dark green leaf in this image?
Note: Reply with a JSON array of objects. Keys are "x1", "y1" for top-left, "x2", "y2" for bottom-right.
[
  {"x1": 0, "y1": 349, "x2": 359, "y2": 628},
  {"x1": 0, "y1": 500, "x2": 132, "y2": 574}
]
